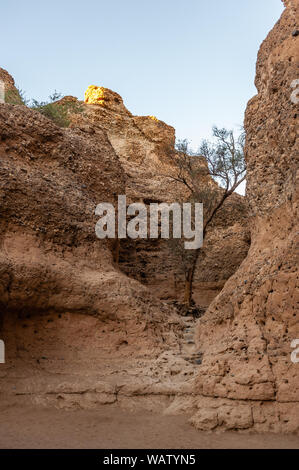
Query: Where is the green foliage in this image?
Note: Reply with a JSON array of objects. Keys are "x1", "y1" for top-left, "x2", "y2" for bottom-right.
[
  {"x1": 4, "y1": 87, "x2": 28, "y2": 106},
  {"x1": 30, "y1": 91, "x2": 85, "y2": 128},
  {"x1": 5, "y1": 86, "x2": 84, "y2": 127}
]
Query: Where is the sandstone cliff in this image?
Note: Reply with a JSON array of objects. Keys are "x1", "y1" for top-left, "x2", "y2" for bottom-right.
[
  {"x1": 0, "y1": 68, "x2": 23, "y2": 105},
  {"x1": 0, "y1": 90, "x2": 187, "y2": 408},
  {"x1": 73, "y1": 86, "x2": 249, "y2": 306},
  {"x1": 190, "y1": 0, "x2": 299, "y2": 433}
]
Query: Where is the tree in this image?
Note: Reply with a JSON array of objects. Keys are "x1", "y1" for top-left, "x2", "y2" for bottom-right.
[{"x1": 168, "y1": 126, "x2": 246, "y2": 307}]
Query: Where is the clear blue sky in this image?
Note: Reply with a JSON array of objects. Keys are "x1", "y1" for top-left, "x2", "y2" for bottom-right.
[{"x1": 1, "y1": 0, "x2": 283, "y2": 147}]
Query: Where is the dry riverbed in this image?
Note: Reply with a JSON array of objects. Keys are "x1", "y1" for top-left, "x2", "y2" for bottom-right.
[{"x1": 0, "y1": 406, "x2": 298, "y2": 449}]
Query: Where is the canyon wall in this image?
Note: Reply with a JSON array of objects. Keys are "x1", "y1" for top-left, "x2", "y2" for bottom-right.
[
  {"x1": 0, "y1": 68, "x2": 248, "y2": 409},
  {"x1": 191, "y1": 0, "x2": 299, "y2": 433},
  {"x1": 0, "y1": 88, "x2": 186, "y2": 405},
  {"x1": 73, "y1": 87, "x2": 249, "y2": 306}
]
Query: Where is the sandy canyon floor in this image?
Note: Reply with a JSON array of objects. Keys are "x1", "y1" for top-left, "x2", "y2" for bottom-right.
[{"x1": 0, "y1": 405, "x2": 298, "y2": 449}]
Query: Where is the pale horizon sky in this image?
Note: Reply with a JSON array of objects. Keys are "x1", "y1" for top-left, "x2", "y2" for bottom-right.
[{"x1": 1, "y1": 0, "x2": 284, "y2": 194}]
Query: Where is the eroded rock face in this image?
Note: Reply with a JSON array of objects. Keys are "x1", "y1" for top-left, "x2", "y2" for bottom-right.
[
  {"x1": 75, "y1": 86, "x2": 249, "y2": 305},
  {"x1": 0, "y1": 93, "x2": 183, "y2": 387},
  {"x1": 0, "y1": 68, "x2": 249, "y2": 410},
  {"x1": 0, "y1": 68, "x2": 22, "y2": 104},
  {"x1": 191, "y1": 0, "x2": 299, "y2": 433}
]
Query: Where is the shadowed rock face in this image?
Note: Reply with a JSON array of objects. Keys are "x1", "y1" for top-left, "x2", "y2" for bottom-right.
[
  {"x1": 191, "y1": 0, "x2": 299, "y2": 433},
  {"x1": 0, "y1": 97, "x2": 184, "y2": 378}
]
